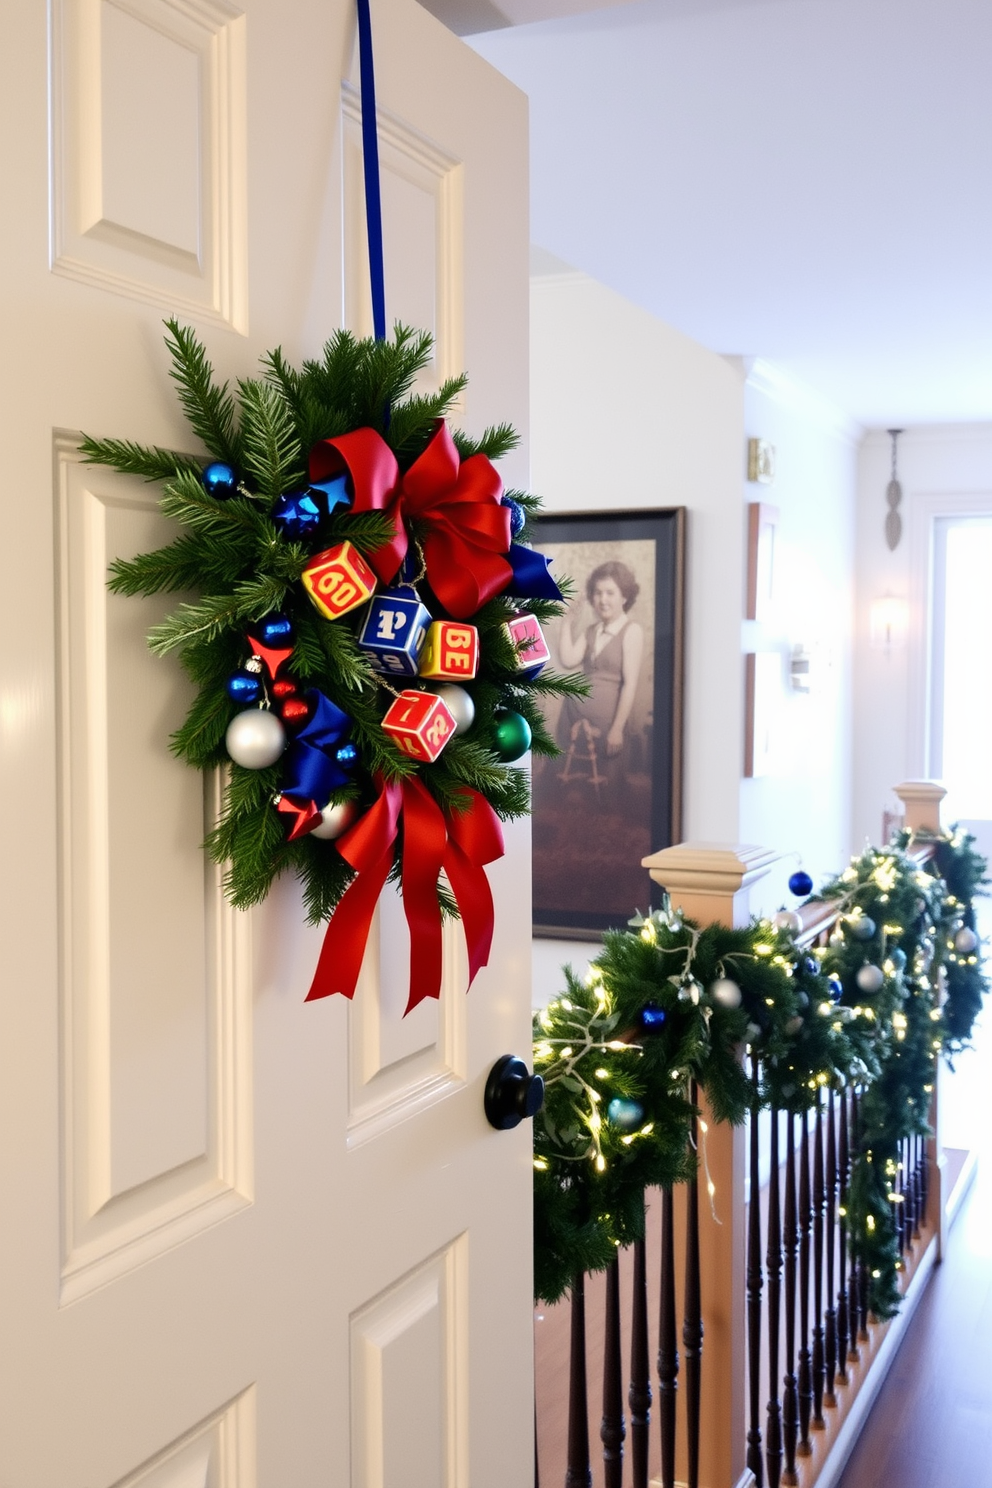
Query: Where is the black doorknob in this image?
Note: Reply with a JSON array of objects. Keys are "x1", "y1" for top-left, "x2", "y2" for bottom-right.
[{"x1": 484, "y1": 1055, "x2": 545, "y2": 1130}]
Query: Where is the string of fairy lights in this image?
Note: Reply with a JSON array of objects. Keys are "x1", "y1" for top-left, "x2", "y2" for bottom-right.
[{"x1": 532, "y1": 830, "x2": 988, "y2": 1314}]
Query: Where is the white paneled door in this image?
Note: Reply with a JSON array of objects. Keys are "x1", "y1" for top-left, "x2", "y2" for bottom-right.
[{"x1": 0, "y1": 2, "x2": 532, "y2": 1484}]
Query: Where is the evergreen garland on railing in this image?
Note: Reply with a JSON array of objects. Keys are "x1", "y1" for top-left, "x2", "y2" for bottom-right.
[{"x1": 533, "y1": 831, "x2": 987, "y2": 1315}]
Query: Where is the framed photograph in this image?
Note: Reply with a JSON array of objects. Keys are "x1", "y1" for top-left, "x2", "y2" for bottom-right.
[{"x1": 531, "y1": 508, "x2": 686, "y2": 938}]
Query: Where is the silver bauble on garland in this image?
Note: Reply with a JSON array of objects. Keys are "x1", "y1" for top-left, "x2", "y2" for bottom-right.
[
  {"x1": 225, "y1": 708, "x2": 286, "y2": 768},
  {"x1": 954, "y1": 925, "x2": 978, "y2": 954},
  {"x1": 710, "y1": 977, "x2": 742, "y2": 1009},
  {"x1": 856, "y1": 963, "x2": 885, "y2": 993},
  {"x1": 772, "y1": 909, "x2": 802, "y2": 934}
]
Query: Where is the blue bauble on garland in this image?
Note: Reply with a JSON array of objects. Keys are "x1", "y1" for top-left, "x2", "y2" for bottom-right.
[
  {"x1": 501, "y1": 495, "x2": 526, "y2": 538},
  {"x1": 226, "y1": 671, "x2": 264, "y2": 706},
  {"x1": 272, "y1": 489, "x2": 322, "y2": 541},
  {"x1": 201, "y1": 461, "x2": 238, "y2": 500},
  {"x1": 257, "y1": 613, "x2": 295, "y2": 648},
  {"x1": 638, "y1": 1002, "x2": 667, "y2": 1034},
  {"x1": 889, "y1": 946, "x2": 907, "y2": 972},
  {"x1": 827, "y1": 975, "x2": 844, "y2": 1003},
  {"x1": 607, "y1": 1097, "x2": 645, "y2": 1132},
  {"x1": 789, "y1": 869, "x2": 813, "y2": 897},
  {"x1": 335, "y1": 741, "x2": 359, "y2": 769}
]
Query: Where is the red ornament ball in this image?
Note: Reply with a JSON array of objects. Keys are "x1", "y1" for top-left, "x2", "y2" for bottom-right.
[
  {"x1": 280, "y1": 696, "x2": 311, "y2": 729},
  {"x1": 271, "y1": 677, "x2": 298, "y2": 700}
]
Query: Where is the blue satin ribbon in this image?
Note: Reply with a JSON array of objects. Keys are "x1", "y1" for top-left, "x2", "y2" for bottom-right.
[
  {"x1": 281, "y1": 691, "x2": 353, "y2": 806},
  {"x1": 356, "y1": 0, "x2": 386, "y2": 342},
  {"x1": 505, "y1": 543, "x2": 564, "y2": 602}
]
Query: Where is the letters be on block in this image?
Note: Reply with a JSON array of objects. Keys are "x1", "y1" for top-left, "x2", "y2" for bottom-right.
[
  {"x1": 357, "y1": 593, "x2": 431, "y2": 676},
  {"x1": 502, "y1": 612, "x2": 550, "y2": 677},
  {"x1": 382, "y1": 690, "x2": 457, "y2": 763},
  {"x1": 302, "y1": 541, "x2": 377, "y2": 620},
  {"x1": 417, "y1": 621, "x2": 480, "y2": 681}
]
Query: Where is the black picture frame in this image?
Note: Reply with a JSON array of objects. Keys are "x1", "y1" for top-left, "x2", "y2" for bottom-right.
[{"x1": 531, "y1": 507, "x2": 686, "y2": 938}]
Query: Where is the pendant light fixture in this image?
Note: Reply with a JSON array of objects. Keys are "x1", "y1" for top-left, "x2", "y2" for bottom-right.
[{"x1": 885, "y1": 429, "x2": 903, "y2": 550}]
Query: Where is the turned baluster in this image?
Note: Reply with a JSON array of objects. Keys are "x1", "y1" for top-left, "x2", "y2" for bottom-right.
[
  {"x1": 766, "y1": 1106, "x2": 783, "y2": 1488},
  {"x1": 566, "y1": 1274, "x2": 592, "y2": 1488},
  {"x1": 835, "y1": 1088, "x2": 850, "y2": 1384},
  {"x1": 601, "y1": 1255, "x2": 625, "y2": 1488},
  {"x1": 847, "y1": 1090, "x2": 862, "y2": 1359},
  {"x1": 629, "y1": 1228, "x2": 651, "y2": 1488},
  {"x1": 824, "y1": 1091, "x2": 838, "y2": 1407},
  {"x1": 658, "y1": 1187, "x2": 678, "y2": 1488},
  {"x1": 811, "y1": 1100, "x2": 826, "y2": 1429},
  {"x1": 683, "y1": 1085, "x2": 703, "y2": 1488},
  {"x1": 896, "y1": 1139, "x2": 906, "y2": 1257},
  {"x1": 913, "y1": 1131, "x2": 924, "y2": 1238},
  {"x1": 782, "y1": 1111, "x2": 800, "y2": 1486},
  {"x1": 746, "y1": 1065, "x2": 764, "y2": 1487},
  {"x1": 797, "y1": 1110, "x2": 813, "y2": 1455}
]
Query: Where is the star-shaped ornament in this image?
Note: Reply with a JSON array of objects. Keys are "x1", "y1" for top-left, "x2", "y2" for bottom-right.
[{"x1": 275, "y1": 793, "x2": 322, "y2": 840}]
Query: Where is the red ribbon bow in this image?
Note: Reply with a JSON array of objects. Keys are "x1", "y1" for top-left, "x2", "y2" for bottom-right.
[
  {"x1": 306, "y1": 777, "x2": 505, "y2": 1014},
  {"x1": 308, "y1": 421, "x2": 512, "y2": 619}
]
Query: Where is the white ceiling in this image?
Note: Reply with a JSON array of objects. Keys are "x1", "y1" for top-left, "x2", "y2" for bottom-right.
[{"x1": 435, "y1": 0, "x2": 992, "y2": 427}]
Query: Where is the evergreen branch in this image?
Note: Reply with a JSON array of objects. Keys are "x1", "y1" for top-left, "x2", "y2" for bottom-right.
[
  {"x1": 108, "y1": 531, "x2": 256, "y2": 597},
  {"x1": 78, "y1": 434, "x2": 201, "y2": 483},
  {"x1": 159, "y1": 469, "x2": 273, "y2": 538},
  {"x1": 236, "y1": 377, "x2": 305, "y2": 497},
  {"x1": 387, "y1": 378, "x2": 470, "y2": 461},
  {"x1": 452, "y1": 422, "x2": 520, "y2": 462},
  {"x1": 148, "y1": 575, "x2": 288, "y2": 655},
  {"x1": 164, "y1": 319, "x2": 241, "y2": 467}
]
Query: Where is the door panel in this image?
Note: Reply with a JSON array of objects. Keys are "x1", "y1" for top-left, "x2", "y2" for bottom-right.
[{"x1": 2, "y1": 1, "x2": 531, "y2": 1483}]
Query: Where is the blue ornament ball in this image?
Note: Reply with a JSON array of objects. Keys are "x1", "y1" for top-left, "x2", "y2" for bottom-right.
[
  {"x1": 638, "y1": 1003, "x2": 667, "y2": 1035},
  {"x1": 788, "y1": 869, "x2": 813, "y2": 897},
  {"x1": 803, "y1": 956, "x2": 819, "y2": 976},
  {"x1": 607, "y1": 1097, "x2": 645, "y2": 1132},
  {"x1": 271, "y1": 489, "x2": 322, "y2": 541},
  {"x1": 202, "y1": 461, "x2": 238, "y2": 500},
  {"x1": 335, "y1": 741, "x2": 359, "y2": 769},
  {"x1": 501, "y1": 495, "x2": 526, "y2": 538},
  {"x1": 257, "y1": 613, "x2": 295, "y2": 648},
  {"x1": 889, "y1": 946, "x2": 907, "y2": 972},
  {"x1": 828, "y1": 975, "x2": 844, "y2": 1003},
  {"x1": 226, "y1": 671, "x2": 263, "y2": 706}
]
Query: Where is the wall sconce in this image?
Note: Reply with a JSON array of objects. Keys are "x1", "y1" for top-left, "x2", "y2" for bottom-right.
[
  {"x1": 748, "y1": 438, "x2": 776, "y2": 485},
  {"x1": 869, "y1": 595, "x2": 909, "y2": 650}
]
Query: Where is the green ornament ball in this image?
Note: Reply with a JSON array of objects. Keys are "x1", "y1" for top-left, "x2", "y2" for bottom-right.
[{"x1": 493, "y1": 710, "x2": 532, "y2": 762}]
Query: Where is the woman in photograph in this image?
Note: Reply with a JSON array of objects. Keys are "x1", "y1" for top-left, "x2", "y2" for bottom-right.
[{"x1": 556, "y1": 559, "x2": 645, "y2": 790}]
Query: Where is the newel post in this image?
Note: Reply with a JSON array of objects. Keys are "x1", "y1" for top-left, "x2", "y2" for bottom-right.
[
  {"x1": 641, "y1": 843, "x2": 779, "y2": 1488},
  {"x1": 893, "y1": 780, "x2": 948, "y2": 1256}
]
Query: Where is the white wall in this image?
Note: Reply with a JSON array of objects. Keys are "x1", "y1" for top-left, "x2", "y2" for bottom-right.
[
  {"x1": 853, "y1": 424, "x2": 992, "y2": 847},
  {"x1": 738, "y1": 362, "x2": 859, "y2": 914},
  {"x1": 529, "y1": 261, "x2": 744, "y2": 1003}
]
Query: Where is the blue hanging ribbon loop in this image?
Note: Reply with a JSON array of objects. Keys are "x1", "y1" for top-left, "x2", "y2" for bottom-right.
[
  {"x1": 356, "y1": 0, "x2": 386, "y2": 342},
  {"x1": 505, "y1": 543, "x2": 564, "y2": 603},
  {"x1": 281, "y1": 691, "x2": 354, "y2": 806}
]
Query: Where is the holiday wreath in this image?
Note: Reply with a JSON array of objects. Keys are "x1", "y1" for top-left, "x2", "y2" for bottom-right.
[{"x1": 81, "y1": 321, "x2": 583, "y2": 1009}]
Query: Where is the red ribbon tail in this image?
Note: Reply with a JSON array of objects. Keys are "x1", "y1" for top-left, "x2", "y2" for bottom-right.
[
  {"x1": 445, "y1": 838, "x2": 496, "y2": 988},
  {"x1": 401, "y1": 778, "x2": 448, "y2": 1014},
  {"x1": 305, "y1": 846, "x2": 393, "y2": 1001}
]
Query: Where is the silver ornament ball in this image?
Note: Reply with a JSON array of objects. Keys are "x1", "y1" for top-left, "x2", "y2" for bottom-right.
[
  {"x1": 772, "y1": 910, "x2": 803, "y2": 935},
  {"x1": 785, "y1": 1015, "x2": 804, "y2": 1036},
  {"x1": 226, "y1": 708, "x2": 286, "y2": 769},
  {"x1": 310, "y1": 798, "x2": 361, "y2": 841},
  {"x1": 432, "y1": 683, "x2": 475, "y2": 736},
  {"x1": 856, "y1": 962, "x2": 885, "y2": 994},
  {"x1": 954, "y1": 926, "x2": 978, "y2": 954},
  {"x1": 710, "y1": 977, "x2": 742, "y2": 1009}
]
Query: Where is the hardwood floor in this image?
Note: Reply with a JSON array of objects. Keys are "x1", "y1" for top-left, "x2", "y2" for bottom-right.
[{"x1": 837, "y1": 1142, "x2": 992, "y2": 1486}]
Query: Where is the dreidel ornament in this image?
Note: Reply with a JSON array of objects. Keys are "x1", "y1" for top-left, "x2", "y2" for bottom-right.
[
  {"x1": 357, "y1": 589, "x2": 431, "y2": 676},
  {"x1": 381, "y1": 690, "x2": 457, "y2": 763},
  {"x1": 302, "y1": 541, "x2": 377, "y2": 621},
  {"x1": 502, "y1": 612, "x2": 550, "y2": 678},
  {"x1": 417, "y1": 620, "x2": 479, "y2": 682}
]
